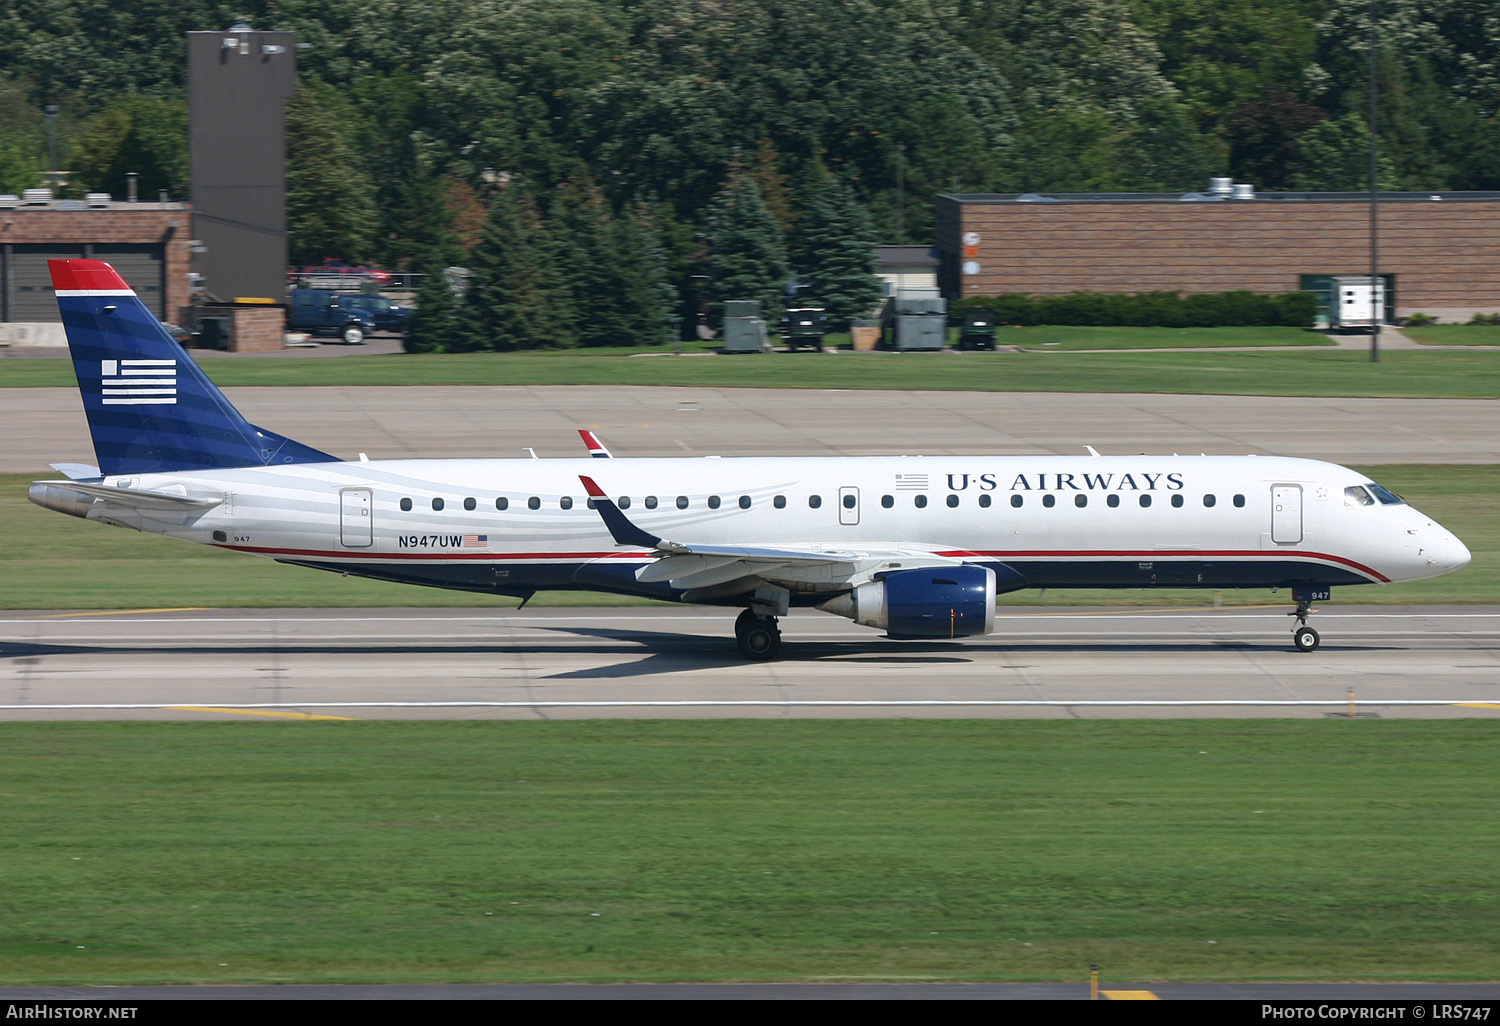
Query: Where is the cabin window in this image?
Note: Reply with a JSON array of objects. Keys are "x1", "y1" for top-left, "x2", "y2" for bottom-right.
[
  {"x1": 1171, "y1": 494, "x2": 1184, "y2": 508},
  {"x1": 1075, "y1": 494, "x2": 1087, "y2": 508},
  {"x1": 528, "y1": 496, "x2": 540, "y2": 510},
  {"x1": 842, "y1": 494, "x2": 856, "y2": 509},
  {"x1": 1233, "y1": 494, "x2": 1246, "y2": 508},
  {"x1": 1011, "y1": 495, "x2": 1023, "y2": 508},
  {"x1": 808, "y1": 495, "x2": 822, "y2": 509},
  {"x1": 560, "y1": 496, "x2": 573, "y2": 510},
  {"x1": 881, "y1": 495, "x2": 894, "y2": 508},
  {"x1": 707, "y1": 495, "x2": 721, "y2": 509},
  {"x1": 979, "y1": 494, "x2": 992, "y2": 508},
  {"x1": 1140, "y1": 495, "x2": 1152, "y2": 508},
  {"x1": 914, "y1": 495, "x2": 928, "y2": 509},
  {"x1": 463, "y1": 497, "x2": 476, "y2": 511},
  {"x1": 1203, "y1": 494, "x2": 1216, "y2": 507},
  {"x1": 740, "y1": 495, "x2": 752, "y2": 509},
  {"x1": 676, "y1": 496, "x2": 689, "y2": 509},
  {"x1": 431, "y1": 497, "x2": 444, "y2": 511},
  {"x1": 495, "y1": 497, "x2": 508, "y2": 511},
  {"x1": 1042, "y1": 494, "x2": 1056, "y2": 508},
  {"x1": 773, "y1": 495, "x2": 786, "y2": 509},
  {"x1": 400, "y1": 498, "x2": 412, "y2": 512},
  {"x1": 618, "y1": 496, "x2": 631, "y2": 509},
  {"x1": 1107, "y1": 494, "x2": 1119, "y2": 508},
  {"x1": 645, "y1": 496, "x2": 658, "y2": 509}
]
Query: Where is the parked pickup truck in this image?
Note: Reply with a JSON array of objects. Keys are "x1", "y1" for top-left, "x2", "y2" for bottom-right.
[{"x1": 287, "y1": 289, "x2": 378, "y2": 344}]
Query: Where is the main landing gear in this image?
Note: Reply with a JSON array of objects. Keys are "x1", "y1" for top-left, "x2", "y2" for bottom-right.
[
  {"x1": 1287, "y1": 587, "x2": 1330, "y2": 652},
  {"x1": 735, "y1": 608, "x2": 782, "y2": 660}
]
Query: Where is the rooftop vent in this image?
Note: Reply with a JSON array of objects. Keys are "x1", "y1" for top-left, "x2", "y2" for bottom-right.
[
  {"x1": 85, "y1": 193, "x2": 111, "y2": 208},
  {"x1": 1015, "y1": 193, "x2": 1060, "y2": 203},
  {"x1": 22, "y1": 188, "x2": 52, "y2": 205},
  {"x1": 1208, "y1": 177, "x2": 1233, "y2": 196},
  {"x1": 1231, "y1": 183, "x2": 1256, "y2": 200}
]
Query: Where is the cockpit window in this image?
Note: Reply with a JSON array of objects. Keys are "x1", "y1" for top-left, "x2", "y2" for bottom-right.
[
  {"x1": 1344, "y1": 485, "x2": 1375, "y2": 507},
  {"x1": 1367, "y1": 482, "x2": 1404, "y2": 505}
]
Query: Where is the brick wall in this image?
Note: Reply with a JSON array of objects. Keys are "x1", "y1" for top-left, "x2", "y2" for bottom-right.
[
  {"x1": 1, "y1": 204, "x2": 192, "y2": 318},
  {"x1": 937, "y1": 195, "x2": 1500, "y2": 315}
]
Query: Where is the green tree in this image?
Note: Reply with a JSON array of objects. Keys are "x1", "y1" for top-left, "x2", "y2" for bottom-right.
[
  {"x1": 404, "y1": 246, "x2": 465, "y2": 353},
  {"x1": 791, "y1": 170, "x2": 883, "y2": 327},
  {"x1": 67, "y1": 96, "x2": 188, "y2": 199},
  {"x1": 703, "y1": 173, "x2": 790, "y2": 323},
  {"x1": 284, "y1": 83, "x2": 377, "y2": 265},
  {"x1": 463, "y1": 184, "x2": 576, "y2": 351}
]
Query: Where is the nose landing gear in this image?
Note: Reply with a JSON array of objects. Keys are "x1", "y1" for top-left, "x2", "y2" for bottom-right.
[{"x1": 1287, "y1": 586, "x2": 1330, "y2": 652}]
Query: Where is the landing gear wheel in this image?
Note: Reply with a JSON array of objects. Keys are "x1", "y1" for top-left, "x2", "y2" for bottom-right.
[
  {"x1": 1293, "y1": 626, "x2": 1320, "y2": 652},
  {"x1": 735, "y1": 611, "x2": 781, "y2": 660}
]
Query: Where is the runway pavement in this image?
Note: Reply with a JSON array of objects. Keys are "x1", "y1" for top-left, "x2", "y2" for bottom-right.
[
  {"x1": 3, "y1": 385, "x2": 1498, "y2": 473},
  {"x1": 3, "y1": 605, "x2": 1497, "y2": 721}
]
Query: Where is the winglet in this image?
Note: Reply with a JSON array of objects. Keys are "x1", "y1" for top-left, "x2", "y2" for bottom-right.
[
  {"x1": 580, "y1": 475, "x2": 663, "y2": 550},
  {"x1": 578, "y1": 430, "x2": 613, "y2": 458}
]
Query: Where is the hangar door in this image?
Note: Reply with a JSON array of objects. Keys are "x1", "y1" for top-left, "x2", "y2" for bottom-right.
[{"x1": 6, "y1": 243, "x2": 164, "y2": 321}]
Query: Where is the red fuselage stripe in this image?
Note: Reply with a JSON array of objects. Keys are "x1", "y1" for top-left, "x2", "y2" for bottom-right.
[{"x1": 217, "y1": 544, "x2": 1390, "y2": 582}]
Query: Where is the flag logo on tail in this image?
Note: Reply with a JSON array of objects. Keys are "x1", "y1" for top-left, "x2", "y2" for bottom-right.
[{"x1": 101, "y1": 359, "x2": 177, "y2": 405}]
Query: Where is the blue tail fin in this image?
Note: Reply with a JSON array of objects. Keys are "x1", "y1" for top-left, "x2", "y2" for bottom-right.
[{"x1": 50, "y1": 259, "x2": 337, "y2": 476}]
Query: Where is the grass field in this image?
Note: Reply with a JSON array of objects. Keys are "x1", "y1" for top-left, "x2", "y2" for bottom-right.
[
  {"x1": 3, "y1": 345, "x2": 1497, "y2": 398},
  {"x1": 1, "y1": 720, "x2": 1497, "y2": 984},
  {"x1": 1405, "y1": 324, "x2": 1500, "y2": 346},
  {"x1": 2, "y1": 466, "x2": 1493, "y2": 609}
]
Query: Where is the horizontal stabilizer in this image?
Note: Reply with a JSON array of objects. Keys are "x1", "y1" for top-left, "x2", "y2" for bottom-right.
[
  {"x1": 30, "y1": 479, "x2": 224, "y2": 511},
  {"x1": 49, "y1": 463, "x2": 102, "y2": 481}
]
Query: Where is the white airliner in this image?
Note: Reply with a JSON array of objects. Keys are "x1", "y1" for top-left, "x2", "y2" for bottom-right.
[{"x1": 29, "y1": 259, "x2": 1471, "y2": 658}]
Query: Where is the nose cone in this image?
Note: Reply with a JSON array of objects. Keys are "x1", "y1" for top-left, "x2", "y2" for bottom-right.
[{"x1": 1439, "y1": 530, "x2": 1473, "y2": 573}]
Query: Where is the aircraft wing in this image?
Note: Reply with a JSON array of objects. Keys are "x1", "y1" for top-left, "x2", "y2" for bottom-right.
[
  {"x1": 579, "y1": 475, "x2": 962, "y2": 592},
  {"x1": 29, "y1": 480, "x2": 224, "y2": 511}
]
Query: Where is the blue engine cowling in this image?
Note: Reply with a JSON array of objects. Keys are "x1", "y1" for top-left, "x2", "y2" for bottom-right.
[{"x1": 820, "y1": 565, "x2": 999, "y2": 639}]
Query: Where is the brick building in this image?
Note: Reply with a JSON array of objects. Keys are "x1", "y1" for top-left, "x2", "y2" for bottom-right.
[
  {"x1": 935, "y1": 190, "x2": 1500, "y2": 322},
  {"x1": 0, "y1": 195, "x2": 192, "y2": 346}
]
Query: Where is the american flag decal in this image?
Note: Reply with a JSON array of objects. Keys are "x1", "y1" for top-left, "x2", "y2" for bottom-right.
[
  {"x1": 101, "y1": 359, "x2": 176, "y2": 405},
  {"x1": 462, "y1": 535, "x2": 489, "y2": 548},
  {"x1": 894, "y1": 473, "x2": 929, "y2": 490}
]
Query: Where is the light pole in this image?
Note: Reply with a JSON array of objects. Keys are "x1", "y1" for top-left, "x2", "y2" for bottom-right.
[{"x1": 1369, "y1": 0, "x2": 1380, "y2": 363}]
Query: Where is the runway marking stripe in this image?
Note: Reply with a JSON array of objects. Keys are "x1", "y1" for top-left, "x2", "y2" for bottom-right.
[
  {"x1": 1453, "y1": 703, "x2": 1500, "y2": 709},
  {"x1": 1102, "y1": 990, "x2": 1160, "y2": 1000},
  {"x1": 167, "y1": 706, "x2": 356, "y2": 721},
  {"x1": 5, "y1": 700, "x2": 1499, "y2": 711},
  {"x1": 13, "y1": 611, "x2": 1488, "y2": 625}
]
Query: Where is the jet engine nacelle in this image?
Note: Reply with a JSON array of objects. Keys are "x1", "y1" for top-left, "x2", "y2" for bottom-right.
[{"x1": 820, "y1": 565, "x2": 998, "y2": 638}]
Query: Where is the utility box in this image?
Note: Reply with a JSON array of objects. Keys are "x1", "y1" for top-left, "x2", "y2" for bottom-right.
[
  {"x1": 886, "y1": 288, "x2": 948, "y2": 349},
  {"x1": 722, "y1": 300, "x2": 769, "y2": 353}
]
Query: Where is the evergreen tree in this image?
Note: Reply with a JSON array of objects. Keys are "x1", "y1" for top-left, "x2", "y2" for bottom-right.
[
  {"x1": 404, "y1": 244, "x2": 465, "y2": 353},
  {"x1": 791, "y1": 170, "x2": 883, "y2": 327},
  {"x1": 703, "y1": 174, "x2": 790, "y2": 323},
  {"x1": 463, "y1": 185, "x2": 576, "y2": 351}
]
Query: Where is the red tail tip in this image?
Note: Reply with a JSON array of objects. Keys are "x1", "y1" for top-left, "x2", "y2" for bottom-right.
[
  {"x1": 579, "y1": 476, "x2": 605, "y2": 498},
  {"x1": 49, "y1": 259, "x2": 130, "y2": 293}
]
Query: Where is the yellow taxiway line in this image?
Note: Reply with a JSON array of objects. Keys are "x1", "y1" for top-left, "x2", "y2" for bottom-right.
[{"x1": 168, "y1": 706, "x2": 356, "y2": 721}]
